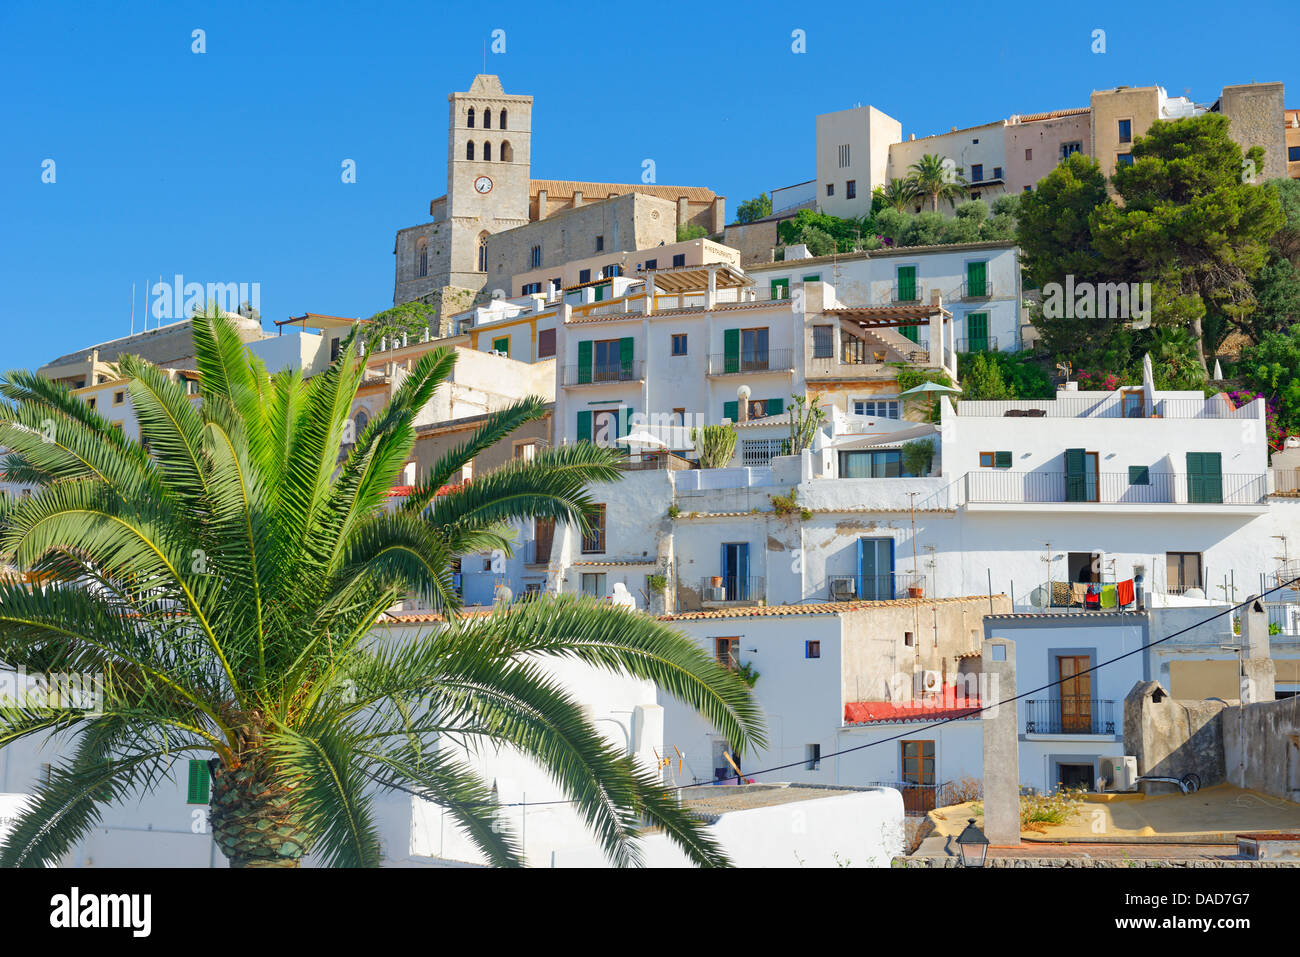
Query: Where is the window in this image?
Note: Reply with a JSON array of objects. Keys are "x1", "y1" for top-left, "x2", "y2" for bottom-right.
[
  {"x1": 671, "y1": 408, "x2": 686, "y2": 426},
  {"x1": 852, "y1": 399, "x2": 899, "y2": 418},
  {"x1": 483, "y1": 141, "x2": 492, "y2": 161},
  {"x1": 1024, "y1": 185, "x2": 1033, "y2": 193},
  {"x1": 500, "y1": 141, "x2": 513, "y2": 162},
  {"x1": 904, "y1": 631, "x2": 915, "y2": 647},
  {"x1": 742, "y1": 438, "x2": 790, "y2": 467},
  {"x1": 1290, "y1": 146, "x2": 1300, "y2": 162},
  {"x1": 187, "y1": 759, "x2": 210, "y2": 804},
  {"x1": 1060, "y1": 141, "x2": 1082, "y2": 159},
  {"x1": 466, "y1": 140, "x2": 475, "y2": 160},
  {"x1": 979, "y1": 451, "x2": 1013, "y2": 468},
  {"x1": 582, "y1": 505, "x2": 606, "y2": 554},
  {"x1": 802, "y1": 274, "x2": 821, "y2": 284},
  {"x1": 521, "y1": 281, "x2": 542, "y2": 295},
  {"x1": 839, "y1": 449, "x2": 908, "y2": 478},
  {"x1": 1117, "y1": 152, "x2": 1133, "y2": 167},
  {"x1": 644, "y1": 258, "x2": 657, "y2": 270},
  {"x1": 672, "y1": 253, "x2": 685, "y2": 268},
  {"x1": 805, "y1": 640, "x2": 820, "y2": 659},
  {"x1": 671, "y1": 333, "x2": 688, "y2": 356},
  {"x1": 581, "y1": 572, "x2": 606, "y2": 598},
  {"x1": 1025, "y1": 148, "x2": 1032, "y2": 160},
  {"x1": 1186, "y1": 451, "x2": 1223, "y2": 503},
  {"x1": 595, "y1": 235, "x2": 604, "y2": 252},
  {"x1": 769, "y1": 278, "x2": 790, "y2": 301},
  {"x1": 416, "y1": 237, "x2": 428, "y2": 277},
  {"x1": 826, "y1": 183, "x2": 834, "y2": 197},
  {"x1": 605, "y1": 264, "x2": 622, "y2": 278},
  {"x1": 478, "y1": 234, "x2": 488, "y2": 272},
  {"x1": 530, "y1": 244, "x2": 541, "y2": 268},
  {"x1": 740, "y1": 327, "x2": 769, "y2": 369},
  {"x1": 812, "y1": 325, "x2": 834, "y2": 359},
  {"x1": 1166, "y1": 552, "x2": 1202, "y2": 594},
  {"x1": 113, "y1": 390, "x2": 125, "y2": 406},
  {"x1": 467, "y1": 107, "x2": 475, "y2": 128},
  {"x1": 805, "y1": 744, "x2": 821, "y2": 771},
  {"x1": 714, "y1": 637, "x2": 739, "y2": 669},
  {"x1": 970, "y1": 163, "x2": 984, "y2": 182},
  {"x1": 1128, "y1": 465, "x2": 1150, "y2": 486},
  {"x1": 837, "y1": 144, "x2": 850, "y2": 167},
  {"x1": 491, "y1": 336, "x2": 509, "y2": 356},
  {"x1": 578, "y1": 268, "x2": 591, "y2": 284},
  {"x1": 846, "y1": 180, "x2": 856, "y2": 199},
  {"x1": 499, "y1": 109, "x2": 507, "y2": 129},
  {"x1": 514, "y1": 440, "x2": 537, "y2": 461},
  {"x1": 1117, "y1": 119, "x2": 1132, "y2": 143},
  {"x1": 1121, "y1": 388, "x2": 1145, "y2": 418},
  {"x1": 901, "y1": 740, "x2": 935, "y2": 787},
  {"x1": 537, "y1": 327, "x2": 556, "y2": 358},
  {"x1": 483, "y1": 109, "x2": 490, "y2": 129},
  {"x1": 992, "y1": 166, "x2": 1003, "y2": 180},
  {"x1": 87, "y1": 397, "x2": 97, "y2": 409}
]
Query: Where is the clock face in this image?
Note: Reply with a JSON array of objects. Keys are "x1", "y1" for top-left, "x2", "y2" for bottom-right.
[{"x1": 474, "y1": 175, "x2": 493, "y2": 194}]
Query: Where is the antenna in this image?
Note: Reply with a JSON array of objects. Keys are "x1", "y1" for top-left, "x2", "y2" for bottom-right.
[{"x1": 130, "y1": 283, "x2": 135, "y2": 336}]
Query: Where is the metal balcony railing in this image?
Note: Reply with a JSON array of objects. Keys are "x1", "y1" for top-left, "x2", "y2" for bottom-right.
[
  {"x1": 956, "y1": 336, "x2": 999, "y2": 353},
  {"x1": 961, "y1": 279, "x2": 994, "y2": 300},
  {"x1": 964, "y1": 471, "x2": 1267, "y2": 506},
  {"x1": 706, "y1": 348, "x2": 794, "y2": 376},
  {"x1": 956, "y1": 396, "x2": 1263, "y2": 419},
  {"x1": 561, "y1": 360, "x2": 645, "y2": 386},
  {"x1": 1025, "y1": 699, "x2": 1116, "y2": 735},
  {"x1": 891, "y1": 282, "x2": 922, "y2": 304},
  {"x1": 698, "y1": 575, "x2": 765, "y2": 603},
  {"x1": 826, "y1": 572, "x2": 927, "y2": 601}
]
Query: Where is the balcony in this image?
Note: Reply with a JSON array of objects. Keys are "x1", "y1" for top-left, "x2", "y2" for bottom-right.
[
  {"x1": 523, "y1": 538, "x2": 553, "y2": 565},
  {"x1": 706, "y1": 349, "x2": 795, "y2": 376},
  {"x1": 890, "y1": 282, "x2": 923, "y2": 304},
  {"x1": 956, "y1": 397, "x2": 1261, "y2": 419},
  {"x1": 964, "y1": 471, "x2": 1267, "y2": 507},
  {"x1": 561, "y1": 360, "x2": 645, "y2": 387},
  {"x1": 1025, "y1": 699, "x2": 1116, "y2": 736},
  {"x1": 955, "y1": 336, "x2": 999, "y2": 353},
  {"x1": 697, "y1": 575, "x2": 765, "y2": 604},
  {"x1": 827, "y1": 572, "x2": 927, "y2": 601},
  {"x1": 960, "y1": 279, "x2": 995, "y2": 300}
]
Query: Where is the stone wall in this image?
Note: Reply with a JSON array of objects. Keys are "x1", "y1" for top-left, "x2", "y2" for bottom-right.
[
  {"x1": 1124, "y1": 682, "x2": 1228, "y2": 793},
  {"x1": 722, "y1": 220, "x2": 782, "y2": 265},
  {"x1": 1217, "y1": 83, "x2": 1287, "y2": 182},
  {"x1": 1222, "y1": 695, "x2": 1300, "y2": 800}
]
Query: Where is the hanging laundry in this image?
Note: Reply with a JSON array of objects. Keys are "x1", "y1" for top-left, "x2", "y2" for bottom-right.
[
  {"x1": 1100, "y1": 584, "x2": 1118, "y2": 608},
  {"x1": 1071, "y1": 582, "x2": 1090, "y2": 605},
  {"x1": 1116, "y1": 579, "x2": 1135, "y2": 607},
  {"x1": 1085, "y1": 582, "x2": 1101, "y2": 609}
]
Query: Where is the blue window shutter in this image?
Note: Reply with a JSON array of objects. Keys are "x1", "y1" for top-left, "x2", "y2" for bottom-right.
[
  {"x1": 856, "y1": 538, "x2": 866, "y2": 598},
  {"x1": 887, "y1": 538, "x2": 896, "y2": 599}
]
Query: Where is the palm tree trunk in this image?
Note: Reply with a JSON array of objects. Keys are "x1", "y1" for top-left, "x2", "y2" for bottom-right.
[{"x1": 210, "y1": 756, "x2": 312, "y2": 867}]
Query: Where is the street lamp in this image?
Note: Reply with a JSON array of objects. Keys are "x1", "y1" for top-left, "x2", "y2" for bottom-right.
[{"x1": 955, "y1": 818, "x2": 990, "y2": 868}]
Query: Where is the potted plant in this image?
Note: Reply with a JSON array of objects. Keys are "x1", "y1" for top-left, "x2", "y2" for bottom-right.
[
  {"x1": 908, "y1": 583, "x2": 925, "y2": 599},
  {"x1": 710, "y1": 575, "x2": 723, "y2": 588}
]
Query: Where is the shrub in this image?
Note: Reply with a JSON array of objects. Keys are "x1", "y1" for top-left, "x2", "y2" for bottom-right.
[
  {"x1": 901, "y1": 439, "x2": 935, "y2": 477},
  {"x1": 938, "y1": 775, "x2": 983, "y2": 806},
  {"x1": 691, "y1": 424, "x2": 737, "y2": 469},
  {"x1": 647, "y1": 573, "x2": 667, "y2": 594}
]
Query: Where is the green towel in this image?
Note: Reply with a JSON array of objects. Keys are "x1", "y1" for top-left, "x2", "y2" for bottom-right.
[{"x1": 1100, "y1": 584, "x2": 1117, "y2": 608}]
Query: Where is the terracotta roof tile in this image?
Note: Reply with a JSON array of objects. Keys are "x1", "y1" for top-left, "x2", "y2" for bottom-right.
[
  {"x1": 844, "y1": 684, "x2": 982, "y2": 726},
  {"x1": 658, "y1": 594, "x2": 1000, "y2": 621}
]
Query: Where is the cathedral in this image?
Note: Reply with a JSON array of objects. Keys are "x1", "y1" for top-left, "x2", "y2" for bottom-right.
[{"x1": 392, "y1": 75, "x2": 725, "y2": 320}]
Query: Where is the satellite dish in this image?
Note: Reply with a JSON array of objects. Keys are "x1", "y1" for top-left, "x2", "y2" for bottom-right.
[{"x1": 1028, "y1": 584, "x2": 1050, "y2": 608}]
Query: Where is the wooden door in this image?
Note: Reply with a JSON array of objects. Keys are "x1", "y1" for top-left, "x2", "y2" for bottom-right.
[{"x1": 1058, "y1": 655, "x2": 1092, "y2": 733}]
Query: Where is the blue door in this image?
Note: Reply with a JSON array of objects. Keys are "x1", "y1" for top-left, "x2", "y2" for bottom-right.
[
  {"x1": 722, "y1": 543, "x2": 750, "y2": 601},
  {"x1": 857, "y1": 537, "x2": 895, "y2": 600}
]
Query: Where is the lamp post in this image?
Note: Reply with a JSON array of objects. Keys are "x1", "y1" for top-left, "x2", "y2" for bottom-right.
[{"x1": 955, "y1": 818, "x2": 990, "y2": 868}]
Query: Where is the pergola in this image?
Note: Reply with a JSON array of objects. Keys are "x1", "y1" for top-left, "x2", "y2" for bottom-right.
[{"x1": 275, "y1": 313, "x2": 367, "y2": 336}]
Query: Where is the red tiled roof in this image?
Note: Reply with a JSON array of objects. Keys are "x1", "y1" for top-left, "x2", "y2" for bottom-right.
[
  {"x1": 844, "y1": 684, "x2": 982, "y2": 726},
  {"x1": 385, "y1": 483, "x2": 463, "y2": 498}
]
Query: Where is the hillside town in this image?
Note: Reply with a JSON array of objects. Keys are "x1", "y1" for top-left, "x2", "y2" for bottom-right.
[{"x1": 4, "y1": 66, "x2": 1300, "y2": 880}]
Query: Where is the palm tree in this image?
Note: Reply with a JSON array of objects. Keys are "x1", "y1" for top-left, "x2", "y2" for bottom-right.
[
  {"x1": 0, "y1": 311, "x2": 764, "y2": 868},
  {"x1": 873, "y1": 177, "x2": 921, "y2": 213},
  {"x1": 908, "y1": 154, "x2": 968, "y2": 212}
]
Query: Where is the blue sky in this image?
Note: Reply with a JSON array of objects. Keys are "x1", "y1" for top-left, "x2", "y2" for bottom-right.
[{"x1": 1, "y1": 0, "x2": 1296, "y2": 373}]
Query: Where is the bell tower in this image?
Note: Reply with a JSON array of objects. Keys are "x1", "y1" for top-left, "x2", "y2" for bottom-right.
[{"x1": 446, "y1": 75, "x2": 532, "y2": 290}]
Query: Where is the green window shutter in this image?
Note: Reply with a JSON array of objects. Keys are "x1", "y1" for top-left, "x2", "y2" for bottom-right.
[
  {"x1": 1187, "y1": 452, "x2": 1222, "y2": 503},
  {"x1": 802, "y1": 274, "x2": 820, "y2": 283},
  {"x1": 767, "y1": 397, "x2": 784, "y2": 415},
  {"x1": 724, "y1": 328, "x2": 740, "y2": 373},
  {"x1": 187, "y1": 759, "x2": 209, "y2": 804},
  {"x1": 967, "y1": 261, "x2": 987, "y2": 297},
  {"x1": 576, "y1": 410, "x2": 592, "y2": 444},
  {"x1": 619, "y1": 407, "x2": 632, "y2": 441},
  {"x1": 897, "y1": 266, "x2": 916, "y2": 301},
  {"x1": 1128, "y1": 466, "x2": 1150, "y2": 486},
  {"x1": 770, "y1": 279, "x2": 789, "y2": 300},
  {"x1": 994, "y1": 450, "x2": 1012, "y2": 469},
  {"x1": 619, "y1": 337, "x2": 634, "y2": 377},
  {"x1": 967, "y1": 313, "x2": 988, "y2": 351},
  {"x1": 900, "y1": 324, "x2": 919, "y2": 343},
  {"x1": 723, "y1": 400, "x2": 738, "y2": 422},
  {"x1": 492, "y1": 335, "x2": 509, "y2": 355},
  {"x1": 593, "y1": 283, "x2": 606, "y2": 302},
  {"x1": 577, "y1": 340, "x2": 593, "y2": 384},
  {"x1": 1065, "y1": 447, "x2": 1087, "y2": 502}
]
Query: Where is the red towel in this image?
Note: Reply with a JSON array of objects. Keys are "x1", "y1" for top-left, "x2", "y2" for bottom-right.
[{"x1": 1117, "y1": 579, "x2": 1134, "y2": 607}]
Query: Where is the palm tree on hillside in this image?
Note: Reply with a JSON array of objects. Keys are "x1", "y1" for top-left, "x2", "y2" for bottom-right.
[
  {"x1": 873, "y1": 178, "x2": 921, "y2": 213},
  {"x1": 0, "y1": 311, "x2": 764, "y2": 868},
  {"x1": 908, "y1": 154, "x2": 969, "y2": 212}
]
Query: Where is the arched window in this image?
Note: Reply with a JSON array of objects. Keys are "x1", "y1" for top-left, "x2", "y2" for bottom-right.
[
  {"x1": 466, "y1": 140, "x2": 475, "y2": 160},
  {"x1": 483, "y1": 141, "x2": 492, "y2": 162},
  {"x1": 483, "y1": 109, "x2": 491, "y2": 130},
  {"x1": 467, "y1": 108, "x2": 475, "y2": 128},
  {"x1": 355, "y1": 409, "x2": 369, "y2": 435},
  {"x1": 500, "y1": 141, "x2": 513, "y2": 163},
  {"x1": 478, "y1": 233, "x2": 489, "y2": 272},
  {"x1": 499, "y1": 109, "x2": 507, "y2": 129},
  {"x1": 416, "y1": 237, "x2": 428, "y2": 278}
]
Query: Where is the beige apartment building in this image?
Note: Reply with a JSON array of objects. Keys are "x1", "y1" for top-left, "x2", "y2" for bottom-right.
[
  {"x1": 510, "y1": 237, "x2": 739, "y2": 298},
  {"x1": 1288, "y1": 109, "x2": 1300, "y2": 179}
]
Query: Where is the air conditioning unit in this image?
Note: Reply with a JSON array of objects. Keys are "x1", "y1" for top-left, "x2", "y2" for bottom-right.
[
  {"x1": 830, "y1": 577, "x2": 857, "y2": 599},
  {"x1": 1099, "y1": 755, "x2": 1138, "y2": 791}
]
